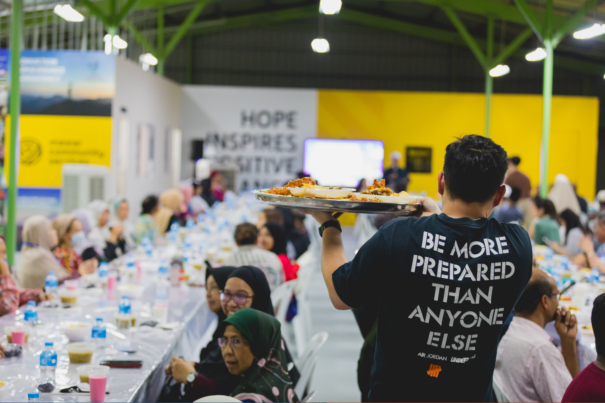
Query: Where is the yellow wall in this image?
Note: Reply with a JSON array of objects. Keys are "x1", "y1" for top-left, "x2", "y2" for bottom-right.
[
  {"x1": 5, "y1": 115, "x2": 113, "y2": 188},
  {"x1": 317, "y1": 90, "x2": 599, "y2": 200}
]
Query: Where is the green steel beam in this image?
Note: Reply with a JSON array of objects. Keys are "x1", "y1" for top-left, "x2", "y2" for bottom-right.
[
  {"x1": 540, "y1": 39, "x2": 554, "y2": 197},
  {"x1": 124, "y1": 19, "x2": 157, "y2": 53},
  {"x1": 492, "y1": 27, "x2": 533, "y2": 67},
  {"x1": 441, "y1": 6, "x2": 487, "y2": 70},
  {"x1": 157, "y1": 5, "x2": 164, "y2": 75},
  {"x1": 552, "y1": 0, "x2": 599, "y2": 46},
  {"x1": 114, "y1": 0, "x2": 142, "y2": 26},
  {"x1": 485, "y1": 17, "x2": 493, "y2": 138},
  {"x1": 79, "y1": 0, "x2": 111, "y2": 26},
  {"x1": 512, "y1": 0, "x2": 544, "y2": 41},
  {"x1": 336, "y1": 9, "x2": 605, "y2": 77},
  {"x1": 161, "y1": 0, "x2": 209, "y2": 59},
  {"x1": 7, "y1": 0, "x2": 22, "y2": 266}
]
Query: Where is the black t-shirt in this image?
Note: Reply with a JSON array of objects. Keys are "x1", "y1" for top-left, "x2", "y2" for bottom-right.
[{"x1": 333, "y1": 214, "x2": 532, "y2": 402}]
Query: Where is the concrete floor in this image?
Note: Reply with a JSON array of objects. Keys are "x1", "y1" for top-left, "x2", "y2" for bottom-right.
[{"x1": 307, "y1": 227, "x2": 363, "y2": 402}]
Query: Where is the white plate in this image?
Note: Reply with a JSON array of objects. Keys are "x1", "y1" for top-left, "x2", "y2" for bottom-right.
[
  {"x1": 287, "y1": 187, "x2": 355, "y2": 198},
  {"x1": 353, "y1": 192, "x2": 419, "y2": 204}
]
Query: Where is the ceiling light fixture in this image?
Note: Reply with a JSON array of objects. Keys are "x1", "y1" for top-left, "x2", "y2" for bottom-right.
[
  {"x1": 525, "y1": 47, "x2": 547, "y2": 62},
  {"x1": 139, "y1": 53, "x2": 158, "y2": 66},
  {"x1": 311, "y1": 38, "x2": 330, "y2": 53},
  {"x1": 54, "y1": 4, "x2": 84, "y2": 22},
  {"x1": 489, "y1": 64, "x2": 510, "y2": 77},
  {"x1": 112, "y1": 35, "x2": 128, "y2": 49},
  {"x1": 573, "y1": 23, "x2": 605, "y2": 39},
  {"x1": 319, "y1": 0, "x2": 342, "y2": 15}
]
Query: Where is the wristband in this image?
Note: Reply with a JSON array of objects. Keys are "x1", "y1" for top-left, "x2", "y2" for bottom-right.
[{"x1": 319, "y1": 220, "x2": 342, "y2": 237}]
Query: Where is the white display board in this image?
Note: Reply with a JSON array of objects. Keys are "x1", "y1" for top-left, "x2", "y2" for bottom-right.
[{"x1": 181, "y1": 86, "x2": 318, "y2": 190}]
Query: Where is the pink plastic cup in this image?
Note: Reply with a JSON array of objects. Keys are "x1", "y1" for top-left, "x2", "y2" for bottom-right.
[
  {"x1": 107, "y1": 273, "x2": 117, "y2": 291},
  {"x1": 89, "y1": 370, "x2": 108, "y2": 402},
  {"x1": 11, "y1": 329, "x2": 26, "y2": 346}
]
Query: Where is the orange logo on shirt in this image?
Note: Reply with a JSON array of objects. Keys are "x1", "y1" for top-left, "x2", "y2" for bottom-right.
[{"x1": 427, "y1": 364, "x2": 442, "y2": 378}]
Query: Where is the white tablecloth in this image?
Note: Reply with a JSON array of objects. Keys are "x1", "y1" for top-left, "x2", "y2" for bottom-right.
[{"x1": 0, "y1": 280, "x2": 212, "y2": 402}]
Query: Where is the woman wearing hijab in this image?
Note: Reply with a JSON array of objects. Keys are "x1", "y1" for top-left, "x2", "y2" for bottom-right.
[
  {"x1": 17, "y1": 215, "x2": 68, "y2": 289},
  {"x1": 52, "y1": 214, "x2": 98, "y2": 278},
  {"x1": 164, "y1": 267, "x2": 241, "y2": 401},
  {"x1": 0, "y1": 234, "x2": 51, "y2": 314},
  {"x1": 111, "y1": 197, "x2": 135, "y2": 251},
  {"x1": 548, "y1": 174, "x2": 581, "y2": 216},
  {"x1": 156, "y1": 189, "x2": 185, "y2": 235},
  {"x1": 259, "y1": 223, "x2": 298, "y2": 281},
  {"x1": 134, "y1": 195, "x2": 160, "y2": 244},
  {"x1": 218, "y1": 308, "x2": 300, "y2": 403},
  {"x1": 88, "y1": 199, "x2": 125, "y2": 261}
]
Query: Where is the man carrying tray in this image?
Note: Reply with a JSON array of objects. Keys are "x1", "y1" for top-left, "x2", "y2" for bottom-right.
[{"x1": 307, "y1": 135, "x2": 533, "y2": 402}]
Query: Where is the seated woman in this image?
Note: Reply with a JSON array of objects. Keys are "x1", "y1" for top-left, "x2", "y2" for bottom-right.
[
  {"x1": 218, "y1": 308, "x2": 300, "y2": 403},
  {"x1": 545, "y1": 208, "x2": 586, "y2": 258},
  {"x1": 259, "y1": 223, "x2": 298, "y2": 281},
  {"x1": 18, "y1": 215, "x2": 69, "y2": 289},
  {"x1": 87, "y1": 200, "x2": 124, "y2": 261},
  {"x1": 134, "y1": 195, "x2": 160, "y2": 244},
  {"x1": 52, "y1": 214, "x2": 98, "y2": 279},
  {"x1": 164, "y1": 267, "x2": 241, "y2": 401},
  {"x1": 529, "y1": 196, "x2": 560, "y2": 246},
  {"x1": 156, "y1": 189, "x2": 185, "y2": 235},
  {"x1": 224, "y1": 224, "x2": 283, "y2": 291},
  {"x1": 111, "y1": 198, "x2": 135, "y2": 251},
  {"x1": 0, "y1": 235, "x2": 52, "y2": 315}
]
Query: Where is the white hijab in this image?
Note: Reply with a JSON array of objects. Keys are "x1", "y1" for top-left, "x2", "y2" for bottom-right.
[
  {"x1": 548, "y1": 174, "x2": 581, "y2": 216},
  {"x1": 87, "y1": 200, "x2": 110, "y2": 250}
]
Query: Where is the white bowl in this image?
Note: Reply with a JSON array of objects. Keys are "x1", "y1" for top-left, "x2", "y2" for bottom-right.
[
  {"x1": 353, "y1": 193, "x2": 419, "y2": 204},
  {"x1": 60, "y1": 321, "x2": 92, "y2": 342},
  {"x1": 117, "y1": 284, "x2": 145, "y2": 299},
  {"x1": 288, "y1": 187, "x2": 354, "y2": 198}
]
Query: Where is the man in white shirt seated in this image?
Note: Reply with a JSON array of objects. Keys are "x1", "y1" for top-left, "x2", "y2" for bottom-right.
[{"x1": 494, "y1": 268, "x2": 579, "y2": 402}]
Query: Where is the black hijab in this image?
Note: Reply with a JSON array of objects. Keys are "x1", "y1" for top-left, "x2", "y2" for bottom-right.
[
  {"x1": 196, "y1": 266, "x2": 238, "y2": 380},
  {"x1": 263, "y1": 223, "x2": 288, "y2": 256},
  {"x1": 226, "y1": 266, "x2": 274, "y2": 316}
]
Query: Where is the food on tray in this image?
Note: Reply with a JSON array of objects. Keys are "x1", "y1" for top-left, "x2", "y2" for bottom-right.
[
  {"x1": 264, "y1": 187, "x2": 291, "y2": 196},
  {"x1": 350, "y1": 195, "x2": 382, "y2": 202},
  {"x1": 362, "y1": 179, "x2": 393, "y2": 196},
  {"x1": 583, "y1": 324, "x2": 593, "y2": 330},
  {"x1": 286, "y1": 177, "x2": 317, "y2": 188}
]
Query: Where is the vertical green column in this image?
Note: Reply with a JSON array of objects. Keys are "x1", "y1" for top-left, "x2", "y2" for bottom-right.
[
  {"x1": 157, "y1": 6, "x2": 164, "y2": 76},
  {"x1": 539, "y1": 0, "x2": 553, "y2": 198},
  {"x1": 484, "y1": 17, "x2": 494, "y2": 138},
  {"x1": 540, "y1": 39, "x2": 554, "y2": 198},
  {"x1": 6, "y1": 0, "x2": 22, "y2": 266}
]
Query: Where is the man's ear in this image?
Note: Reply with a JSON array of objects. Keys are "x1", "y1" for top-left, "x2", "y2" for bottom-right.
[
  {"x1": 492, "y1": 185, "x2": 506, "y2": 207},
  {"x1": 438, "y1": 171, "x2": 445, "y2": 196}
]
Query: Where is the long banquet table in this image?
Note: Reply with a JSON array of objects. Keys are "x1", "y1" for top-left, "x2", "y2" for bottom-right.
[{"x1": 0, "y1": 260, "x2": 213, "y2": 402}]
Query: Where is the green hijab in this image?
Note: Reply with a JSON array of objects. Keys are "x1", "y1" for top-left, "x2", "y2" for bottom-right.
[{"x1": 219, "y1": 308, "x2": 300, "y2": 403}]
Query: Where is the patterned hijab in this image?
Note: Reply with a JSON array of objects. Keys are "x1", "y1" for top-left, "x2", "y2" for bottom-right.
[{"x1": 219, "y1": 309, "x2": 299, "y2": 403}]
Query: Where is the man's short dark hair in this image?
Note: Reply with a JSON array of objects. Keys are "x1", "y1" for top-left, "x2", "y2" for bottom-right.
[
  {"x1": 593, "y1": 293, "x2": 604, "y2": 356},
  {"x1": 509, "y1": 156, "x2": 521, "y2": 166},
  {"x1": 141, "y1": 195, "x2": 158, "y2": 215},
  {"x1": 443, "y1": 135, "x2": 508, "y2": 203},
  {"x1": 515, "y1": 276, "x2": 553, "y2": 315},
  {"x1": 510, "y1": 187, "x2": 521, "y2": 203}
]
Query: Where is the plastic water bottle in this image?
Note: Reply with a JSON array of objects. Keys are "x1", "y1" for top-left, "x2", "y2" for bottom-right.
[
  {"x1": 117, "y1": 296, "x2": 132, "y2": 330},
  {"x1": 92, "y1": 318, "x2": 107, "y2": 346},
  {"x1": 44, "y1": 271, "x2": 58, "y2": 300},
  {"x1": 39, "y1": 342, "x2": 57, "y2": 387},
  {"x1": 119, "y1": 295, "x2": 131, "y2": 315},
  {"x1": 124, "y1": 258, "x2": 136, "y2": 283},
  {"x1": 24, "y1": 301, "x2": 38, "y2": 327},
  {"x1": 170, "y1": 222, "x2": 180, "y2": 233},
  {"x1": 28, "y1": 392, "x2": 39, "y2": 402},
  {"x1": 591, "y1": 268, "x2": 600, "y2": 284},
  {"x1": 186, "y1": 217, "x2": 195, "y2": 230},
  {"x1": 98, "y1": 262, "x2": 109, "y2": 287}
]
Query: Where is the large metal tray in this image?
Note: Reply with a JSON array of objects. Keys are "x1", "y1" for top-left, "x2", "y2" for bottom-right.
[{"x1": 253, "y1": 191, "x2": 423, "y2": 216}]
